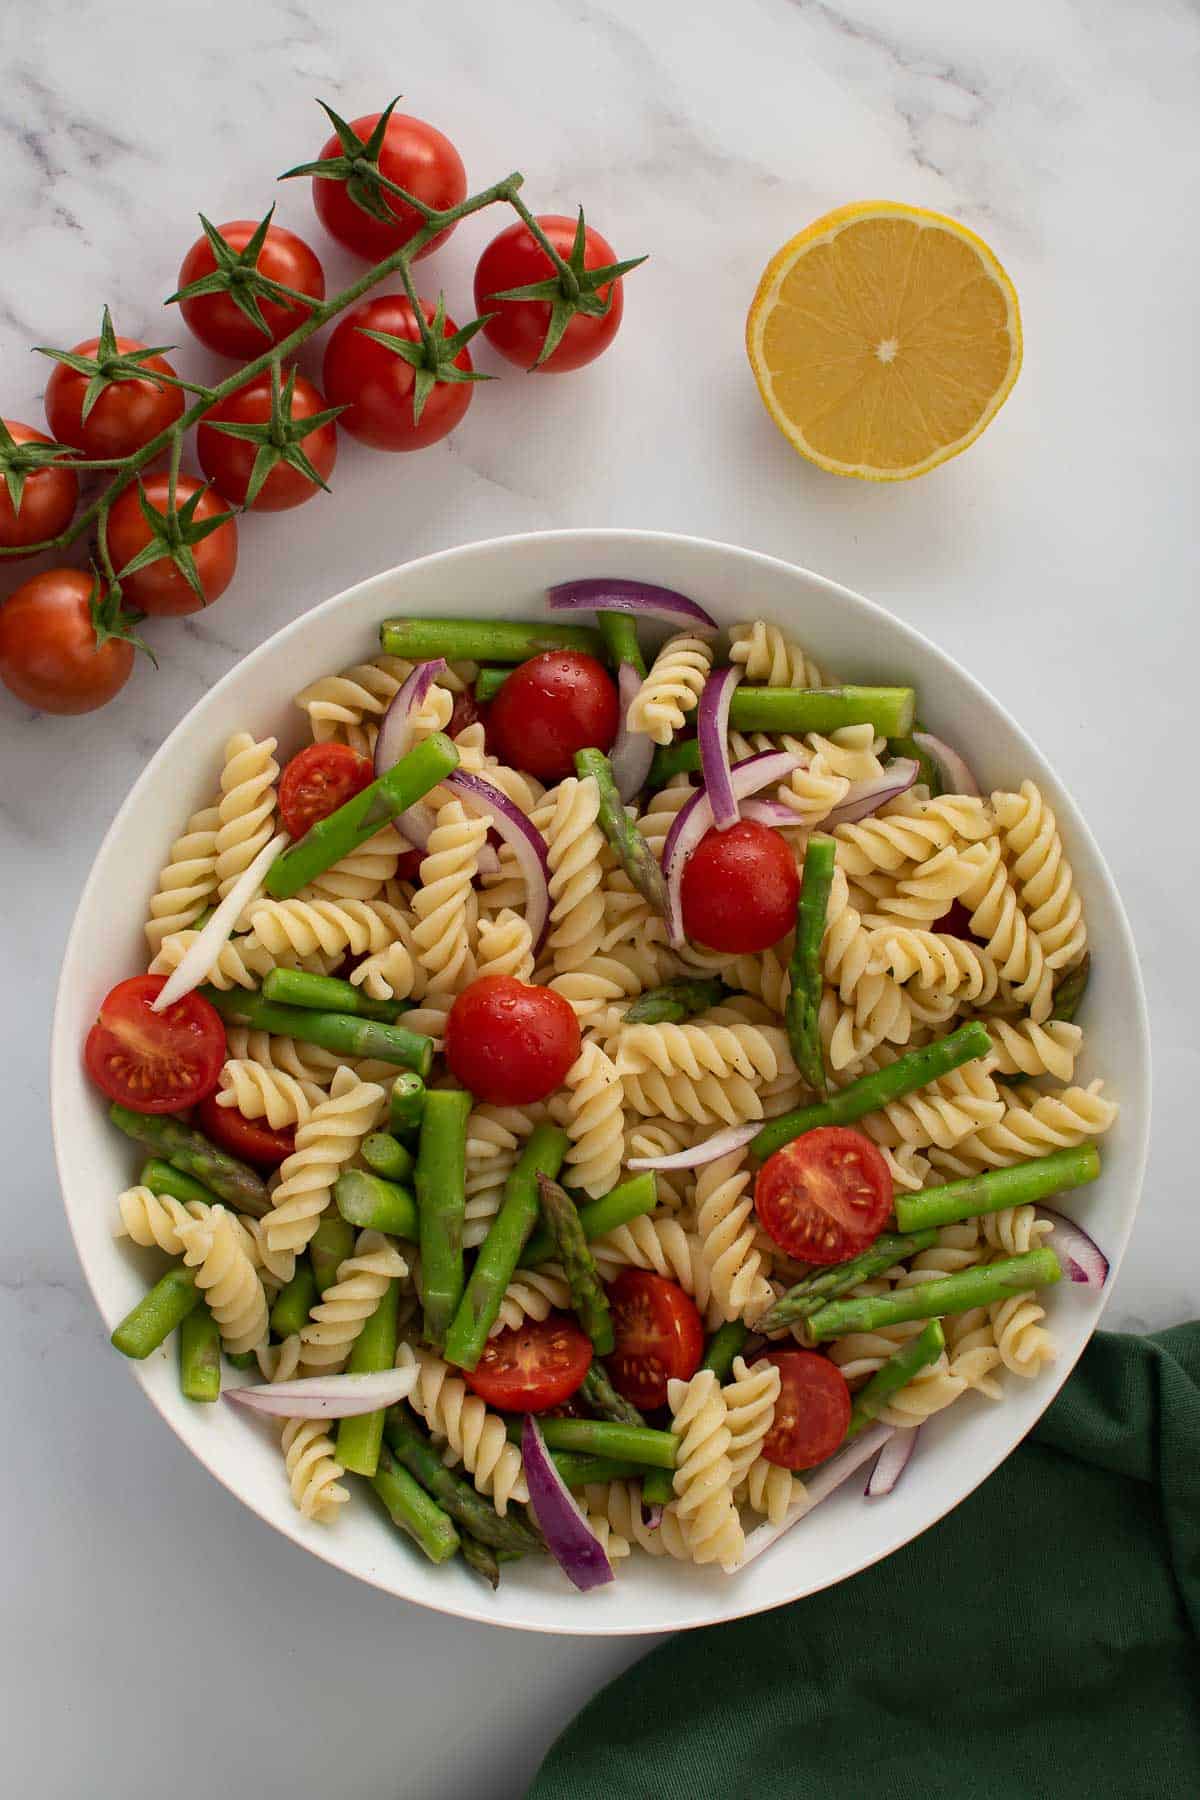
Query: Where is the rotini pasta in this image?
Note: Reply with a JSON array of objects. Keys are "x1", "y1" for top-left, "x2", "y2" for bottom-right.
[
  {"x1": 412, "y1": 799, "x2": 488, "y2": 993},
  {"x1": 280, "y1": 1417, "x2": 349, "y2": 1523},
  {"x1": 297, "y1": 1230, "x2": 409, "y2": 1374},
  {"x1": 215, "y1": 732, "x2": 279, "y2": 916},
  {"x1": 627, "y1": 633, "x2": 714, "y2": 743},
  {"x1": 560, "y1": 1040, "x2": 624, "y2": 1198},
  {"x1": 177, "y1": 1205, "x2": 269, "y2": 1354},
  {"x1": 143, "y1": 803, "x2": 221, "y2": 953},
  {"x1": 693, "y1": 1150, "x2": 775, "y2": 1323},
  {"x1": 267, "y1": 1065, "x2": 385, "y2": 1256},
  {"x1": 667, "y1": 1369, "x2": 744, "y2": 1571},
  {"x1": 401, "y1": 1344, "x2": 529, "y2": 1514},
  {"x1": 728, "y1": 617, "x2": 831, "y2": 689}
]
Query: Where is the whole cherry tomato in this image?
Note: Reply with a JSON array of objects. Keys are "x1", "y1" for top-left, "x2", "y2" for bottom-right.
[
  {"x1": 487, "y1": 650, "x2": 619, "y2": 781},
  {"x1": 0, "y1": 421, "x2": 78, "y2": 553},
  {"x1": 102, "y1": 475, "x2": 238, "y2": 617},
  {"x1": 681, "y1": 820, "x2": 800, "y2": 953},
  {"x1": 44, "y1": 334, "x2": 184, "y2": 458},
  {"x1": 175, "y1": 218, "x2": 326, "y2": 358},
  {"x1": 474, "y1": 214, "x2": 627, "y2": 373},
  {"x1": 310, "y1": 110, "x2": 466, "y2": 261},
  {"x1": 444, "y1": 975, "x2": 581, "y2": 1105},
  {"x1": 322, "y1": 294, "x2": 475, "y2": 451},
  {"x1": 0, "y1": 568, "x2": 134, "y2": 714},
  {"x1": 197, "y1": 371, "x2": 337, "y2": 511}
]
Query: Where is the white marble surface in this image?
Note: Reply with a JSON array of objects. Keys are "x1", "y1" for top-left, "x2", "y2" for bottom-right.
[{"x1": 2, "y1": 0, "x2": 1197, "y2": 1793}]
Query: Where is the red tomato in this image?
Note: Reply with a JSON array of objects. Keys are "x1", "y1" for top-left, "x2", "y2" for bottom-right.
[
  {"x1": 681, "y1": 820, "x2": 800, "y2": 953},
  {"x1": 102, "y1": 475, "x2": 238, "y2": 617},
  {"x1": 44, "y1": 336, "x2": 184, "y2": 458},
  {"x1": 444, "y1": 976, "x2": 580, "y2": 1105},
  {"x1": 755, "y1": 1127, "x2": 894, "y2": 1265},
  {"x1": 176, "y1": 219, "x2": 325, "y2": 358},
  {"x1": 474, "y1": 215, "x2": 626, "y2": 373},
  {"x1": 487, "y1": 651, "x2": 619, "y2": 782},
  {"x1": 0, "y1": 421, "x2": 78, "y2": 552},
  {"x1": 934, "y1": 900, "x2": 975, "y2": 939},
  {"x1": 311, "y1": 111, "x2": 466, "y2": 261},
  {"x1": 0, "y1": 568, "x2": 134, "y2": 714},
  {"x1": 279, "y1": 743, "x2": 375, "y2": 838},
  {"x1": 604, "y1": 1270, "x2": 704, "y2": 1410},
  {"x1": 759, "y1": 1351, "x2": 851, "y2": 1469},
  {"x1": 196, "y1": 1091, "x2": 295, "y2": 1167},
  {"x1": 393, "y1": 847, "x2": 424, "y2": 883},
  {"x1": 84, "y1": 975, "x2": 225, "y2": 1114},
  {"x1": 463, "y1": 1312, "x2": 593, "y2": 1412},
  {"x1": 447, "y1": 688, "x2": 482, "y2": 739},
  {"x1": 322, "y1": 295, "x2": 474, "y2": 451},
  {"x1": 197, "y1": 371, "x2": 337, "y2": 511}
]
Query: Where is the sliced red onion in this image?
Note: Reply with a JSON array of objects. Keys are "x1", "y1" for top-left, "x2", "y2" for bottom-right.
[
  {"x1": 912, "y1": 732, "x2": 980, "y2": 799},
  {"x1": 224, "y1": 1364, "x2": 419, "y2": 1420},
  {"x1": 521, "y1": 1413, "x2": 615, "y2": 1591},
  {"x1": 661, "y1": 751, "x2": 802, "y2": 947},
  {"x1": 152, "y1": 829, "x2": 290, "y2": 1011},
  {"x1": 373, "y1": 658, "x2": 447, "y2": 778},
  {"x1": 739, "y1": 798, "x2": 805, "y2": 830},
  {"x1": 735, "y1": 1423, "x2": 895, "y2": 1568},
  {"x1": 1035, "y1": 1207, "x2": 1109, "y2": 1288},
  {"x1": 640, "y1": 1500, "x2": 664, "y2": 1530},
  {"x1": 445, "y1": 769, "x2": 553, "y2": 956},
  {"x1": 611, "y1": 662, "x2": 655, "y2": 804},
  {"x1": 546, "y1": 577, "x2": 718, "y2": 634},
  {"x1": 865, "y1": 1425, "x2": 919, "y2": 1496},
  {"x1": 823, "y1": 759, "x2": 919, "y2": 830},
  {"x1": 698, "y1": 666, "x2": 741, "y2": 830},
  {"x1": 627, "y1": 1120, "x2": 759, "y2": 1171}
]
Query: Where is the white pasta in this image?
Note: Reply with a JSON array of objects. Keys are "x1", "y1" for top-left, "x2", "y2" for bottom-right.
[
  {"x1": 857, "y1": 1053, "x2": 1005, "y2": 1151},
  {"x1": 297, "y1": 1231, "x2": 408, "y2": 1374},
  {"x1": 728, "y1": 617, "x2": 830, "y2": 689},
  {"x1": 561, "y1": 1040, "x2": 624, "y2": 1198},
  {"x1": 693, "y1": 1150, "x2": 775, "y2": 1323},
  {"x1": 115, "y1": 1185, "x2": 208, "y2": 1256},
  {"x1": 475, "y1": 907, "x2": 535, "y2": 983},
  {"x1": 835, "y1": 791, "x2": 992, "y2": 880},
  {"x1": 267, "y1": 1066, "x2": 385, "y2": 1257},
  {"x1": 248, "y1": 896, "x2": 407, "y2": 962},
  {"x1": 401, "y1": 1345, "x2": 528, "y2": 1514},
  {"x1": 412, "y1": 799, "x2": 488, "y2": 993},
  {"x1": 177, "y1": 1205, "x2": 269, "y2": 1354},
  {"x1": 535, "y1": 777, "x2": 608, "y2": 972},
  {"x1": 144, "y1": 803, "x2": 221, "y2": 953},
  {"x1": 722, "y1": 1355, "x2": 781, "y2": 1487},
  {"x1": 280, "y1": 1417, "x2": 349, "y2": 1523},
  {"x1": 583, "y1": 1482, "x2": 693, "y2": 1560},
  {"x1": 984, "y1": 1018, "x2": 1083, "y2": 1084},
  {"x1": 947, "y1": 1080, "x2": 1118, "y2": 1169},
  {"x1": 993, "y1": 781, "x2": 1087, "y2": 974},
  {"x1": 736, "y1": 1457, "x2": 806, "y2": 1526},
  {"x1": 215, "y1": 732, "x2": 279, "y2": 916},
  {"x1": 217, "y1": 1059, "x2": 327, "y2": 1129},
  {"x1": 303, "y1": 824, "x2": 407, "y2": 903},
  {"x1": 868, "y1": 927, "x2": 1000, "y2": 1004},
  {"x1": 667, "y1": 1369, "x2": 744, "y2": 1571},
  {"x1": 960, "y1": 836, "x2": 1050, "y2": 1020},
  {"x1": 591, "y1": 1214, "x2": 715, "y2": 1315},
  {"x1": 865, "y1": 838, "x2": 1000, "y2": 929},
  {"x1": 489, "y1": 1264, "x2": 572, "y2": 1335},
  {"x1": 990, "y1": 1291, "x2": 1057, "y2": 1378},
  {"x1": 628, "y1": 633, "x2": 714, "y2": 744},
  {"x1": 149, "y1": 927, "x2": 278, "y2": 992}
]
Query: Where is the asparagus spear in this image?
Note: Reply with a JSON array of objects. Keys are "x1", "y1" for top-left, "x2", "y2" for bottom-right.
[
  {"x1": 729, "y1": 685, "x2": 916, "y2": 737},
  {"x1": 265, "y1": 732, "x2": 459, "y2": 899},
  {"x1": 384, "y1": 1406, "x2": 542, "y2": 1554},
  {"x1": 224, "y1": 1350, "x2": 256, "y2": 1370},
  {"x1": 444, "y1": 1122, "x2": 569, "y2": 1371},
  {"x1": 846, "y1": 1321, "x2": 945, "y2": 1438},
  {"x1": 335, "y1": 1168, "x2": 418, "y2": 1238},
  {"x1": 178, "y1": 1305, "x2": 221, "y2": 1401},
  {"x1": 336, "y1": 1278, "x2": 401, "y2": 1477},
  {"x1": 415, "y1": 1087, "x2": 473, "y2": 1350},
  {"x1": 574, "y1": 747, "x2": 669, "y2": 917},
  {"x1": 551, "y1": 1452, "x2": 649, "y2": 1488},
  {"x1": 460, "y1": 1533, "x2": 504, "y2": 1587},
  {"x1": 269, "y1": 1261, "x2": 318, "y2": 1339},
  {"x1": 389, "y1": 1072, "x2": 427, "y2": 1136},
  {"x1": 752, "y1": 1020, "x2": 992, "y2": 1161},
  {"x1": 138, "y1": 1158, "x2": 220, "y2": 1210},
  {"x1": 647, "y1": 738, "x2": 704, "y2": 788},
  {"x1": 111, "y1": 1266, "x2": 201, "y2": 1359},
  {"x1": 894, "y1": 1145, "x2": 1101, "y2": 1235},
  {"x1": 597, "y1": 610, "x2": 647, "y2": 678},
  {"x1": 262, "y1": 966, "x2": 409, "y2": 1023},
  {"x1": 786, "y1": 833, "x2": 836, "y2": 1095},
  {"x1": 201, "y1": 987, "x2": 434, "y2": 1077},
  {"x1": 519, "y1": 1172, "x2": 658, "y2": 1269},
  {"x1": 361, "y1": 1131, "x2": 415, "y2": 1183},
  {"x1": 536, "y1": 1172, "x2": 615, "y2": 1354},
  {"x1": 623, "y1": 976, "x2": 728, "y2": 1026},
  {"x1": 309, "y1": 1215, "x2": 356, "y2": 1296},
  {"x1": 372, "y1": 1445, "x2": 461, "y2": 1564},
  {"x1": 379, "y1": 617, "x2": 604, "y2": 663},
  {"x1": 640, "y1": 1468, "x2": 674, "y2": 1509},
  {"x1": 109, "y1": 1103, "x2": 269, "y2": 1216},
  {"x1": 806, "y1": 1249, "x2": 1063, "y2": 1342},
  {"x1": 474, "y1": 667, "x2": 510, "y2": 703},
  {"x1": 887, "y1": 735, "x2": 941, "y2": 797},
  {"x1": 503, "y1": 1417, "x2": 678, "y2": 1469},
  {"x1": 580, "y1": 1362, "x2": 645, "y2": 1427},
  {"x1": 700, "y1": 1320, "x2": 750, "y2": 1382},
  {"x1": 1050, "y1": 952, "x2": 1091, "y2": 1023},
  {"x1": 752, "y1": 1231, "x2": 940, "y2": 1333}
]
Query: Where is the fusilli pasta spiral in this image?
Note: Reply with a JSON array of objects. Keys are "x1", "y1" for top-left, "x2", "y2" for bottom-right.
[
  {"x1": 412, "y1": 799, "x2": 488, "y2": 992},
  {"x1": 993, "y1": 781, "x2": 1087, "y2": 974},
  {"x1": 215, "y1": 732, "x2": 279, "y2": 914},
  {"x1": 177, "y1": 1205, "x2": 269, "y2": 1354},
  {"x1": 693, "y1": 1150, "x2": 775, "y2": 1323},
  {"x1": 728, "y1": 617, "x2": 830, "y2": 689},
  {"x1": 267, "y1": 1066, "x2": 385, "y2": 1256},
  {"x1": 144, "y1": 803, "x2": 221, "y2": 953},
  {"x1": 401, "y1": 1345, "x2": 529, "y2": 1514},
  {"x1": 667, "y1": 1369, "x2": 744, "y2": 1571},
  {"x1": 722, "y1": 1355, "x2": 781, "y2": 1486},
  {"x1": 280, "y1": 1417, "x2": 349, "y2": 1523},
  {"x1": 627, "y1": 634, "x2": 714, "y2": 744},
  {"x1": 560, "y1": 1040, "x2": 624, "y2": 1198},
  {"x1": 297, "y1": 1230, "x2": 408, "y2": 1374}
]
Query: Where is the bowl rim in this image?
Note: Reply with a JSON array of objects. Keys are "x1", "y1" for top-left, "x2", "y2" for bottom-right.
[{"x1": 51, "y1": 526, "x2": 1151, "y2": 1635}]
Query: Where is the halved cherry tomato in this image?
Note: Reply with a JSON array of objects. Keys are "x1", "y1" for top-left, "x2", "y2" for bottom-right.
[
  {"x1": 444, "y1": 975, "x2": 580, "y2": 1105},
  {"x1": 463, "y1": 1312, "x2": 592, "y2": 1412},
  {"x1": 487, "y1": 650, "x2": 619, "y2": 782},
  {"x1": 604, "y1": 1269, "x2": 704, "y2": 1410},
  {"x1": 755, "y1": 1126, "x2": 893, "y2": 1265},
  {"x1": 279, "y1": 742, "x2": 375, "y2": 838},
  {"x1": 759, "y1": 1350, "x2": 851, "y2": 1469},
  {"x1": 196, "y1": 1090, "x2": 295, "y2": 1167},
  {"x1": 84, "y1": 975, "x2": 225, "y2": 1113},
  {"x1": 681, "y1": 820, "x2": 800, "y2": 953}
]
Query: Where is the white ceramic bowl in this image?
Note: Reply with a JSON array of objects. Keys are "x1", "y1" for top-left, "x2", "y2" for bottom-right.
[{"x1": 52, "y1": 529, "x2": 1150, "y2": 1636}]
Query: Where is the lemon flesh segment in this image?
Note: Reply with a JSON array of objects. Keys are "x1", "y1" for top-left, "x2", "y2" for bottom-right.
[{"x1": 748, "y1": 205, "x2": 1022, "y2": 481}]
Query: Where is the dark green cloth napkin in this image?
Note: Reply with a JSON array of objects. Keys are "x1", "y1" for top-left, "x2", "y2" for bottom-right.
[{"x1": 530, "y1": 1325, "x2": 1200, "y2": 1800}]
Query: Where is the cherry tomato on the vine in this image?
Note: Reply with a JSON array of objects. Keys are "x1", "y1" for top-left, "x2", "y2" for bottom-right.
[
  {"x1": 0, "y1": 421, "x2": 78, "y2": 553},
  {"x1": 103, "y1": 475, "x2": 238, "y2": 617},
  {"x1": 311, "y1": 110, "x2": 466, "y2": 262},
  {"x1": 444, "y1": 975, "x2": 581, "y2": 1106},
  {"x1": 196, "y1": 1091, "x2": 295, "y2": 1167},
  {"x1": 279, "y1": 742, "x2": 375, "y2": 838},
  {"x1": 322, "y1": 295, "x2": 475, "y2": 451},
  {"x1": 754, "y1": 1126, "x2": 894, "y2": 1265},
  {"x1": 604, "y1": 1270, "x2": 704, "y2": 1410},
  {"x1": 0, "y1": 568, "x2": 134, "y2": 714},
  {"x1": 197, "y1": 371, "x2": 337, "y2": 511},
  {"x1": 176, "y1": 218, "x2": 326, "y2": 358},
  {"x1": 84, "y1": 975, "x2": 225, "y2": 1114},
  {"x1": 474, "y1": 215, "x2": 626, "y2": 373},
  {"x1": 487, "y1": 650, "x2": 619, "y2": 782},
  {"x1": 758, "y1": 1350, "x2": 852, "y2": 1469},
  {"x1": 681, "y1": 820, "x2": 800, "y2": 954},
  {"x1": 44, "y1": 335, "x2": 184, "y2": 459},
  {"x1": 463, "y1": 1312, "x2": 593, "y2": 1412}
]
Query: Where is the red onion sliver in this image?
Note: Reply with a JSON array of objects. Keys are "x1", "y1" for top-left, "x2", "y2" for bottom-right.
[
  {"x1": 822, "y1": 759, "x2": 919, "y2": 830},
  {"x1": 224, "y1": 1364, "x2": 419, "y2": 1421},
  {"x1": 1035, "y1": 1207, "x2": 1109, "y2": 1287},
  {"x1": 641, "y1": 1502, "x2": 664, "y2": 1530},
  {"x1": 735, "y1": 1423, "x2": 895, "y2": 1568},
  {"x1": 611, "y1": 661, "x2": 655, "y2": 804},
  {"x1": 739, "y1": 798, "x2": 804, "y2": 830},
  {"x1": 627, "y1": 1120, "x2": 759, "y2": 1171},
  {"x1": 152, "y1": 829, "x2": 290, "y2": 1011},
  {"x1": 546, "y1": 577, "x2": 718, "y2": 634},
  {"x1": 698, "y1": 666, "x2": 741, "y2": 829},
  {"x1": 445, "y1": 769, "x2": 553, "y2": 956},
  {"x1": 660, "y1": 751, "x2": 802, "y2": 946},
  {"x1": 865, "y1": 1426, "x2": 919, "y2": 1496},
  {"x1": 373, "y1": 658, "x2": 447, "y2": 779},
  {"x1": 521, "y1": 1413, "x2": 615, "y2": 1591},
  {"x1": 912, "y1": 732, "x2": 980, "y2": 799}
]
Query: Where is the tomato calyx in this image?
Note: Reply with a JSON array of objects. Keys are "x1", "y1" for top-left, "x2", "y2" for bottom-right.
[
  {"x1": 107, "y1": 475, "x2": 236, "y2": 609},
  {"x1": 0, "y1": 419, "x2": 76, "y2": 521},
  {"x1": 357, "y1": 289, "x2": 493, "y2": 425},
  {"x1": 84, "y1": 564, "x2": 155, "y2": 663},
  {"x1": 204, "y1": 363, "x2": 344, "y2": 508},
  {"x1": 34, "y1": 305, "x2": 189, "y2": 431},
  {"x1": 280, "y1": 96, "x2": 430, "y2": 228},
  {"x1": 166, "y1": 207, "x2": 322, "y2": 344},
  {"x1": 488, "y1": 206, "x2": 646, "y2": 368}
]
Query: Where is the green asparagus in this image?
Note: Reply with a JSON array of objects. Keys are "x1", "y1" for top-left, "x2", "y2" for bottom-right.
[
  {"x1": 887, "y1": 735, "x2": 942, "y2": 797},
  {"x1": 647, "y1": 738, "x2": 705, "y2": 788},
  {"x1": 786, "y1": 833, "x2": 836, "y2": 1094},
  {"x1": 384, "y1": 1406, "x2": 543, "y2": 1554},
  {"x1": 580, "y1": 1362, "x2": 646, "y2": 1427},
  {"x1": 700, "y1": 1320, "x2": 750, "y2": 1383},
  {"x1": 445, "y1": 1122, "x2": 569, "y2": 1371},
  {"x1": 846, "y1": 1321, "x2": 945, "y2": 1438},
  {"x1": 111, "y1": 1266, "x2": 201, "y2": 1359},
  {"x1": 388, "y1": 1071, "x2": 427, "y2": 1136},
  {"x1": 178, "y1": 1305, "x2": 221, "y2": 1402},
  {"x1": 503, "y1": 1416, "x2": 678, "y2": 1469},
  {"x1": 336, "y1": 1278, "x2": 401, "y2": 1477},
  {"x1": 894, "y1": 1145, "x2": 1101, "y2": 1235},
  {"x1": 269, "y1": 1261, "x2": 318, "y2": 1339},
  {"x1": 551, "y1": 1452, "x2": 649, "y2": 1488},
  {"x1": 138, "y1": 1158, "x2": 220, "y2": 1211},
  {"x1": 536, "y1": 1172, "x2": 614, "y2": 1354},
  {"x1": 752, "y1": 1231, "x2": 940, "y2": 1333},
  {"x1": 640, "y1": 1468, "x2": 674, "y2": 1509},
  {"x1": 460, "y1": 1532, "x2": 504, "y2": 1587},
  {"x1": 372, "y1": 1446, "x2": 461, "y2": 1564},
  {"x1": 474, "y1": 667, "x2": 511, "y2": 703},
  {"x1": 416, "y1": 1087, "x2": 473, "y2": 1350},
  {"x1": 806, "y1": 1249, "x2": 1063, "y2": 1342},
  {"x1": 622, "y1": 977, "x2": 728, "y2": 1026},
  {"x1": 309, "y1": 1215, "x2": 356, "y2": 1296},
  {"x1": 597, "y1": 610, "x2": 647, "y2": 678},
  {"x1": 752, "y1": 1019, "x2": 992, "y2": 1160},
  {"x1": 1050, "y1": 953, "x2": 1091, "y2": 1024},
  {"x1": 380, "y1": 616, "x2": 604, "y2": 663},
  {"x1": 361, "y1": 1131, "x2": 415, "y2": 1183},
  {"x1": 262, "y1": 966, "x2": 409, "y2": 1023},
  {"x1": 519, "y1": 1172, "x2": 658, "y2": 1269},
  {"x1": 335, "y1": 1168, "x2": 419, "y2": 1238},
  {"x1": 224, "y1": 1349, "x2": 256, "y2": 1371},
  {"x1": 200, "y1": 987, "x2": 434, "y2": 1077},
  {"x1": 574, "y1": 747, "x2": 670, "y2": 917},
  {"x1": 109, "y1": 1103, "x2": 269, "y2": 1216},
  {"x1": 728, "y1": 685, "x2": 916, "y2": 737}
]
